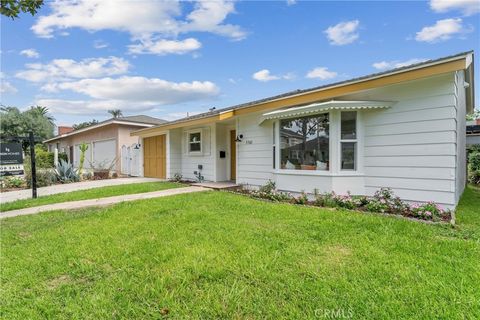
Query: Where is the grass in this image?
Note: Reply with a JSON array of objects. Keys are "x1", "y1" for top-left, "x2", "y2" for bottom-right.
[
  {"x1": 0, "y1": 182, "x2": 184, "y2": 212},
  {"x1": 1, "y1": 186, "x2": 479, "y2": 319}
]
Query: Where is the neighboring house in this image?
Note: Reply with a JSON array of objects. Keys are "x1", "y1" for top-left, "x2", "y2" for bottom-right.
[
  {"x1": 466, "y1": 120, "x2": 480, "y2": 147},
  {"x1": 44, "y1": 115, "x2": 165, "y2": 175},
  {"x1": 132, "y1": 51, "x2": 475, "y2": 209}
]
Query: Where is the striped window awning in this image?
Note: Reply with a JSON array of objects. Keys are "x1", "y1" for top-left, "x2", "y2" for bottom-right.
[{"x1": 261, "y1": 100, "x2": 396, "y2": 121}]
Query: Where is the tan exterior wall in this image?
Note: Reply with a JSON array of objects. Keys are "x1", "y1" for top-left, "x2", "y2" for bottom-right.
[{"x1": 47, "y1": 124, "x2": 142, "y2": 173}]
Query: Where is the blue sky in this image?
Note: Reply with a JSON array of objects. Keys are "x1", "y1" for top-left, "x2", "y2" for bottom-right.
[{"x1": 1, "y1": 0, "x2": 479, "y2": 126}]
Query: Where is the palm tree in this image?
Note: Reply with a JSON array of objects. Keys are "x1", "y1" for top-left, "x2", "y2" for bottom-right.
[
  {"x1": 30, "y1": 105, "x2": 55, "y2": 125},
  {"x1": 108, "y1": 109, "x2": 123, "y2": 118}
]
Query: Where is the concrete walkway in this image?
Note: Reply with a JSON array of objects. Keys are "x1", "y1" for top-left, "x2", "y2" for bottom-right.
[
  {"x1": 0, "y1": 177, "x2": 164, "y2": 204},
  {"x1": 0, "y1": 186, "x2": 208, "y2": 219}
]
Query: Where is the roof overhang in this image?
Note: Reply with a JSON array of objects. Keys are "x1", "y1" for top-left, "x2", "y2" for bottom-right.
[
  {"x1": 131, "y1": 51, "x2": 473, "y2": 137},
  {"x1": 260, "y1": 100, "x2": 394, "y2": 123},
  {"x1": 43, "y1": 120, "x2": 155, "y2": 143}
]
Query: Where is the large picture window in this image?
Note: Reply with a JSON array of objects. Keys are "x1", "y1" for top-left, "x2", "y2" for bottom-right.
[
  {"x1": 340, "y1": 111, "x2": 357, "y2": 170},
  {"x1": 280, "y1": 113, "x2": 329, "y2": 170}
]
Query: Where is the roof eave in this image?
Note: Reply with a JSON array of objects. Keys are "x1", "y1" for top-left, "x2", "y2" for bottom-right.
[{"x1": 131, "y1": 51, "x2": 473, "y2": 137}]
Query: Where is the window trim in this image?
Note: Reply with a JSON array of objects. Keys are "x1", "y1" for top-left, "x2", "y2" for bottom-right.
[
  {"x1": 339, "y1": 111, "x2": 357, "y2": 171},
  {"x1": 187, "y1": 130, "x2": 202, "y2": 154}
]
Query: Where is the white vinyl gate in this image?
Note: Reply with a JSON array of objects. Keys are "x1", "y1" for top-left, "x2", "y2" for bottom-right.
[{"x1": 121, "y1": 144, "x2": 140, "y2": 176}]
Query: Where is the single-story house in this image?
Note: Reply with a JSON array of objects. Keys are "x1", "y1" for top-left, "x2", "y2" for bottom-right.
[
  {"x1": 132, "y1": 51, "x2": 475, "y2": 209},
  {"x1": 44, "y1": 115, "x2": 165, "y2": 176}
]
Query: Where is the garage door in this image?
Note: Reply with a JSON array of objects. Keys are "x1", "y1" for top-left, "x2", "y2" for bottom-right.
[
  {"x1": 73, "y1": 143, "x2": 92, "y2": 169},
  {"x1": 92, "y1": 139, "x2": 116, "y2": 170},
  {"x1": 144, "y1": 135, "x2": 166, "y2": 179}
]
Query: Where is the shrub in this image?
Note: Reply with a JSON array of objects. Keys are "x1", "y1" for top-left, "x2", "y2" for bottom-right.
[
  {"x1": 468, "y1": 150, "x2": 480, "y2": 184},
  {"x1": 410, "y1": 202, "x2": 449, "y2": 221},
  {"x1": 364, "y1": 188, "x2": 407, "y2": 214},
  {"x1": 24, "y1": 156, "x2": 57, "y2": 187},
  {"x1": 24, "y1": 169, "x2": 57, "y2": 188},
  {"x1": 33, "y1": 147, "x2": 55, "y2": 168},
  {"x1": 58, "y1": 152, "x2": 68, "y2": 163},
  {"x1": 236, "y1": 183, "x2": 451, "y2": 222},
  {"x1": 0, "y1": 176, "x2": 26, "y2": 189},
  {"x1": 172, "y1": 173, "x2": 183, "y2": 182},
  {"x1": 258, "y1": 180, "x2": 276, "y2": 194},
  {"x1": 292, "y1": 191, "x2": 309, "y2": 205},
  {"x1": 249, "y1": 180, "x2": 292, "y2": 202}
]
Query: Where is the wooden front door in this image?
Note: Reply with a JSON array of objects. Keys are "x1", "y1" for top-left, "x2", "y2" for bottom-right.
[
  {"x1": 144, "y1": 135, "x2": 166, "y2": 179},
  {"x1": 230, "y1": 130, "x2": 236, "y2": 181}
]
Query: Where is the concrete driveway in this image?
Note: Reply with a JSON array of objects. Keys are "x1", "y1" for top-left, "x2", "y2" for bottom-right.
[{"x1": 0, "y1": 177, "x2": 164, "y2": 203}]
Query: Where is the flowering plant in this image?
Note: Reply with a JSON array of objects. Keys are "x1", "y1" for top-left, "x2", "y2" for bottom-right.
[{"x1": 410, "y1": 202, "x2": 448, "y2": 221}]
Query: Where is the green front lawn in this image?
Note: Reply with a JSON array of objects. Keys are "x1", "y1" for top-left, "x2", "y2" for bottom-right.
[
  {"x1": 0, "y1": 182, "x2": 184, "y2": 212},
  {"x1": 1, "y1": 186, "x2": 479, "y2": 319}
]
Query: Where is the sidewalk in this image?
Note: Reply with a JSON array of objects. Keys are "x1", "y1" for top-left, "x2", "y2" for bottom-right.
[
  {"x1": 0, "y1": 186, "x2": 208, "y2": 219},
  {"x1": 0, "y1": 177, "x2": 164, "y2": 204}
]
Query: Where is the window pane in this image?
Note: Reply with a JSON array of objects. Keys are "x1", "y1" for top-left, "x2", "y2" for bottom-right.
[
  {"x1": 190, "y1": 142, "x2": 201, "y2": 152},
  {"x1": 189, "y1": 132, "x2": 201, "y2": 143},
  {"x1": 341, "y1": 142, "x2": 356, "y2": 170},
  {"x1": 341, "y1": 111, "x2": 356, "y2": 139},
  {"x1": 280, "y1": 113, "x2": 329, "y2": 170}
]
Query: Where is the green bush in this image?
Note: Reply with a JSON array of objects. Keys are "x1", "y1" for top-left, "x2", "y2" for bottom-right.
[
  {"x1": 468, "y1": 150, "x2": 480, "y2": 184},
  {"x1": 58, "y1": 152, "x2": 68, "y2": 163},
  {"x1": 0, "y1": 176, "x2": 26, "y2": 189},
  {"x1": 33, "y1": 145, "x2": 55, "y2": 168},
  {"x1": 24, "y1": 168, "x2": 56, "y2": 188},
  {"x1": 24, "y1": 156, "x2": 57, "y2": 187}
]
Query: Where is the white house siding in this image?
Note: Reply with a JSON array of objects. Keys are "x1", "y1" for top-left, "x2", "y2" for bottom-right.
[
  {"x1": 174, "y1": 123, "x2": 215, "y2": 181},
  {"x1": 236, "y1": 112, "x2": 275, "y2": 186},
  {"x1": 168, "y1": 128, "x2": 183, "y2": 179},
  {"x1": 345, "y1": 73, "x2": 459, "y2": 208},
  {"x1": 454, "y1": 70, "x2": 467, "y2": 204}
]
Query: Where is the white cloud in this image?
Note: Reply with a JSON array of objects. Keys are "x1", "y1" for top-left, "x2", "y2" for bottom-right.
[
  {"x1": 42, "y1": 76, "x2": 220, "y2": 103},
  {"x1": 0, "y1": 72, "x2": 18, "y2": 94},
  {"x1": 324, "y1": 20, "x2": 360, "y2": 45},
  {"x1": 34, "y1": 98, "x2": 157, "y2": 115},
  {"x1": 128, "y1": 38, "x2": 201, "y2": 55},
  {"x1": 305, "y1": 67, "x2": 337, "y2": 80},
  {"x1": 31, "y1": 0, "x2": 245, "y2": 40},
  {"x1": 16, "y1": 56, "x2": 130, "y2": 82},
  {"x1": 430, "y1": 0, "x2": 480, "y2": 16},
  {"x1": 93, "y1": 40, "x2": 109, "y2": 49},
  {"x1": 372, "y1": 58, "x2": 428, "y2": 70},
  {"x1": 253, "y1": 69, "x2": 280, "y2": 82},
  {"x1": 182, "y1": 0, "x2": 246, "y2": 40},
  {"x1": 252, "y1": 69, "x2": 293, "y2": 82},
  {"x1": 415, "y1": 18, "x2": 471, "y2": 42},
  {"x1": 20, "y1": 49, "x2": 40, "y2": 58},
  {"x1": 35, "y1": 77, "x2": 219, "y2": 116},
  {"x1": 286, "y1": 0, "x2": 297, "y2": 5}
]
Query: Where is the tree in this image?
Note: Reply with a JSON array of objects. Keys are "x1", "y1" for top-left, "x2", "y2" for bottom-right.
[
  {"x1": 1, "y1": 0, "x2": 44, "y2": 19},
  {"x1": 0, "y1": 105, "x2": 55, "y2": 147},
  {"x1": 108, "y1": 109, "x2": 123, "y2": 118},
  {"x1": 73, "y1": 119, "x2": 99, "y2": 130}
]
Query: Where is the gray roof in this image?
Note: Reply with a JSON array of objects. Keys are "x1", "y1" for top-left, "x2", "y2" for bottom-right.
[
  {"x1": 44, "y1": 115, "x2": 166, "y2": 143},
  {"x1": 118, "y1": 115, "x2": 166, "y2": 125},
  {"x1": 144, "y1": 50, "x2": 473, "y2": 129}
]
